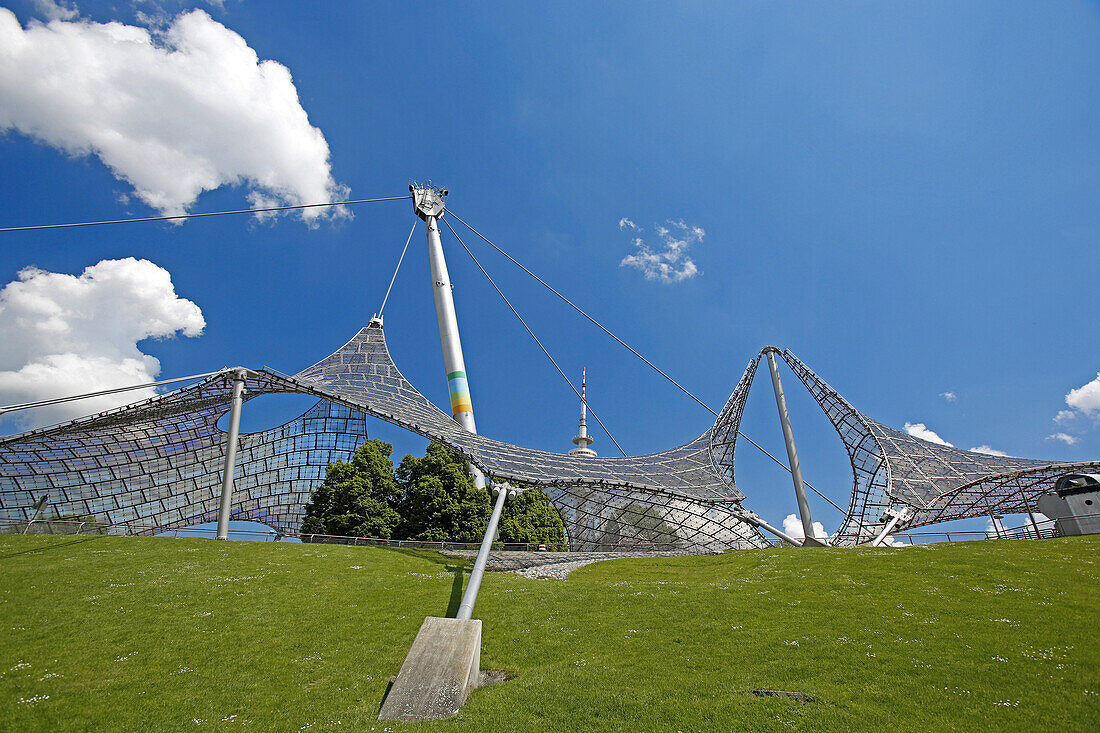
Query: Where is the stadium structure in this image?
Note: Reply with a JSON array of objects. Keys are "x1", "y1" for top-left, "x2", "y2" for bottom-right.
[{"x1": 2, "y1": 185, "x2": 1096, "y2": 549}]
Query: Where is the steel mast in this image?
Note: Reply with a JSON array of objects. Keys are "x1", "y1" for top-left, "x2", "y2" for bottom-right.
[{"x1": 411, "y1": 184, "x2": 486, "y2": 489}]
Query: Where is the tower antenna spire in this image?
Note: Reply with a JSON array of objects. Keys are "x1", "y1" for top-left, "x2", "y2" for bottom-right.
[{"x1": 569, "y1": 366, "x2": 597, "y2": 457}]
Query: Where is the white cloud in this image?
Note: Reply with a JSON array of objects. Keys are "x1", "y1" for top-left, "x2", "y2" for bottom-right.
[
  {"x1": 1022, "y1": 512, "x2": 1051, "y2": 535},
  {"x1": 880, "y1": 535, "x2": 909, "y2": 547},
  {"x1": 1065, "y1": 372, "x2": 1100, "y2": 416},
  {"x1": 781, "y1": 513, "x2": 828, "y2": 541},
  {"x1": 619, "y1": 219, "x2": 703, "y2": 284},
  {"x1": 0, "y1": 8, "x2": 348, "y2": 222},
  {"x1": 34, "y1": 1, "x2": 78, "y2": 21},
  {"x1": 903, "y1": 422, "x2": 953, "y2": 447},
  {"x1": 0, "y1": 258, "x2": 204, "y2": 430},
  {"x1": 968, "y1": 445, "x2": 1009, "y2": 457},
  {"x1": 1054, "y1": 409, "x2": 1077, "y2": 425},
  {"x1": 1047, "y1": 432, "x2": 1079, "y2": 446},
  {"x1": 940, "y1": 391, "x2": 957, "y2": 402},
  {"x1": 982, "y1": 514, "x2": 1049, "y2": 539}
]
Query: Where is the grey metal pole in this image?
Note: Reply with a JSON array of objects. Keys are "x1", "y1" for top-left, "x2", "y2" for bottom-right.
[
  {"x1": 215, "y1": 370, "x2": 246, "y2": 540},
  {"x1": 456, "y1": 483, "x2": 510, "y2": 620},
  {"x1": 730, "y1": 509, "x2": 802, "y2": 546},
  {"x1": 1021, "y1": 489, "x2": 1040, "y2": 539},
  {"x1": 764, "y1": 349, "x2": 824, "y2": 547},
  {"x1": 413, "y1": 184, "x2": 486, "y2": 489},
  {"x1": 872, "y1": 514, "x2": 904, "y2": 547}
]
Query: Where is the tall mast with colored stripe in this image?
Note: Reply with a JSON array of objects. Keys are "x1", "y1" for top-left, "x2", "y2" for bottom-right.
[{"x1": 411, "y1": 183, "x2": 486, "y2": 488}]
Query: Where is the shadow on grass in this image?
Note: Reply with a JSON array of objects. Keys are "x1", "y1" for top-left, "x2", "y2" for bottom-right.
[
  {"x1": 0, "y1": 534, "x2": 104, "y2": 560},
  {"x1": 446, "y1": 564, "x2": 465, "y2": 618},
  {"x1": 377, "y1": 678, "x2": 395, "y2": 718},
  {"x1": 372, "y1": 546, "x2": 469, "y2": 618}
]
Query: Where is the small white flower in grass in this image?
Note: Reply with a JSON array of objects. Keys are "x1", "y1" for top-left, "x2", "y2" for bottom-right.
[
  {"x1": 349, "y1": 566, "x2": 363, "y2": 570},
  {"x1": 18, "y1": 694, "x2": 49, "y2": 704},
  {"x1": 783, "y1": 640, "x2": 799, "y2": 646}
]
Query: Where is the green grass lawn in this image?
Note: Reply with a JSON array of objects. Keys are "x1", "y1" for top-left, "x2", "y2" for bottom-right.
[{"x1": 0, "y1": 533, "x2": 1097, "y2": 732}]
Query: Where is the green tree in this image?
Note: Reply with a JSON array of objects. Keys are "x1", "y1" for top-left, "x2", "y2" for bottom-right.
[
  {"x1": 301, "y1": 439, "x2": 402, "y2": 538},
  {"x1": 498, "y1": 489, "x2": 567, "y2": 549},
  {"x1": 302, "y1": 440, "x2": 567, "y2": 548},
  {"x1": 395, "y1": 442, "x2": 489, "y2": 542}
]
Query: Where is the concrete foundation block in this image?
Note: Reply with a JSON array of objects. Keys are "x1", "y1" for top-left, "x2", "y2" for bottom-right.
[{"x1": 378, "y1": 616, "x2": 482, "y2": 721}]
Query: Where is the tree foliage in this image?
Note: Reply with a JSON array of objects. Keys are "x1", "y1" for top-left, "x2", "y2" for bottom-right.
[
  {"x1": 302, "y1": 439, "x2": 567, "y2": 547},
  {"x1": 300, "y1": 440, "x2": 401, "y2": 538}
]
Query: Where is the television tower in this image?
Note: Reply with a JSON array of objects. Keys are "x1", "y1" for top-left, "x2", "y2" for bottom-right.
[{"x1": 569, "y1": 367, "x2": 597, "y2": 457}]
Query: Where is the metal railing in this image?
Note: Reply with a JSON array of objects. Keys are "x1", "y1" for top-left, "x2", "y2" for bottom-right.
[
  {"x1": 4, "y1": 515, "x2": 1093, "y2": 550},
  {"x1": 763, "y1": 517, "x2": 1073, "y2": 547},
  {"x1": 0, "y1": 518, "x2": 568, "y2": 551}
]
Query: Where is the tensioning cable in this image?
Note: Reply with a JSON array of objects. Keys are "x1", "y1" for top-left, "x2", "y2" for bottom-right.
[
  {"x1": 376, "y1": 218, "x2": 420, "y2": 319},
  {"x1": 444, "y1": 207, "x2": 846, "y2": 515},
  {"x1": 442, "y1": 217, "x2": 627, "y2": 456},
  {"x1": 0, "y1": 370, "x2": 222, "y2": 416},
  {"x1": 0, "y1": 195, "x2": 412, "y2": 233}
]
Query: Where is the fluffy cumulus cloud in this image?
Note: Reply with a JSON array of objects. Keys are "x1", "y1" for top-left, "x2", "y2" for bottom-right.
[
  {"x1": 1054, "y1": 409, "x2": 1077, "y2": 425},
  {"x1": 968, "y1": 445, "x2": 1009, "y2": 457},
  {"x1": 0, "y1": 258, "x2": 204, "y2": 430},
  {"x1": 619, "y1": 218, "x2": 703, "y2": 284},
  {"x1": 940, "y1": 391, "x2": 957, "y2": 402},
  {"x1": 1045, "y1": 371, "x2": 1100, "y2": 445},
  {"x1": 1022, "y1": 512, "x2": 1052, "y2": 535},
  {"x1": 983, "y1": 514, "x2": 1047, "y2": 539},
  {"x1": 781, "y1": 513, "x2": 828, "y2": 541},
  {"x1": 903, "y1": 422, "x2": 953, "y2": 447},
  {"x1": 33, "y1": 1, "x2": 77, "y2": 21},
  {"x1": 0, "y1": 8, "x2": 348, "y2": 221},
  {"x1": 1065, "y1": 372, "x2": 1100, "y2": 417}
]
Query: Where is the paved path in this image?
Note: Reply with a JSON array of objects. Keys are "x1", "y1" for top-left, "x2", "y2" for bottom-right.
[{"x1": 441, "y1": 549, "x2": 715, "y2": 580}]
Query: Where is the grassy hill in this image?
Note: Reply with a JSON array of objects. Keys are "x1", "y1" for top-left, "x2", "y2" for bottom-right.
[{"x1": 0, "y1": 533, "x2": 1097, "y2": 732}]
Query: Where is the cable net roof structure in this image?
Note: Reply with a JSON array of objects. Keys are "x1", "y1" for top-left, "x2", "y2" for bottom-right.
[
  {"x1": 287, "y1": 324, "x2": 769, "y2": 550},
  {"x1": 2, "y1": 321, "x2": 1093, "y2": 550},
  {"x1": 292, "y1": 323, "x2": 757, "y2": 501},
  {"x1": 778, "y1": 349, "x2": 1100, "y2": 545},
  {"x1": 0, "y1": 371, "x2": 366, "y2": 535},
  {"x1": 0, "y1": 323, "x2": 769, "y2": 550}
]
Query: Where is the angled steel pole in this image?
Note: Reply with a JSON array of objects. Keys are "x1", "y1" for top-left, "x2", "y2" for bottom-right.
[
  {"x1": 764, "y1": 348, "x2": 825, "y2": 547},
  {"x1": 215, "y1": 369, "x2": 247, "y2": 540},
  {"x1": 732, "y1": 508, "x2": 802, "y2": 546},
  {"x1": 871, "y1": 507, "x2": 912, "y2": 547},
  {"x1": 412, "y1": 183, "x2": 486, "y2": 489},
  {"x1": 1020, "y1": 487, "x2": 1040, "y2": 538},
  {"x1": 456, "y1": 482, "x2": 512, "y2": 620}
]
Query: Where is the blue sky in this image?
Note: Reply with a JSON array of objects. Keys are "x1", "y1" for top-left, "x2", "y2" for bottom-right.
[{"x1": 1, "y1": 1, "x2": 1097, "y2": 537}]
